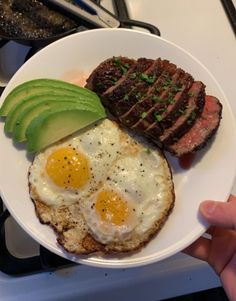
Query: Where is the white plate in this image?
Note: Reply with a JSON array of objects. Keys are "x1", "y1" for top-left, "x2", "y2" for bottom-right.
[{"x1": 0, "y1": 28, "x2": 236, "y2": 268}]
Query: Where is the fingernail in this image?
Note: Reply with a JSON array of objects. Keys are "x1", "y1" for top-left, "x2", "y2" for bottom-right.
[{"x1": 200, "y1": 201, "x2": 218, "y2": 215}]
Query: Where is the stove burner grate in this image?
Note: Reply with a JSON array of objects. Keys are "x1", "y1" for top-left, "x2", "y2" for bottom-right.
[{"x1": 0, "y1": 197, "x2": 73, "y2": 275}]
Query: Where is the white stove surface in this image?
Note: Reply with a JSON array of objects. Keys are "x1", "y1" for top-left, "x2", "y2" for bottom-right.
[{"x1": 0, "y1": 0, "x2": 236, "y2": 300}]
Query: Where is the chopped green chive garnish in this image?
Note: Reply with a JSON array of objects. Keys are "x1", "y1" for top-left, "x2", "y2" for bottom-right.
[
  {"x1": 167, "y1": 92, "x2": 175, "y2": 104},
  {"x1": 187, "y1": 111, "x2": 197, "y2": 125},
  {"x1": 152, "y1": 95, "x2": 162, "y2": 103},
  {"x1": 179, "y1": 108, "x2": 186, "y2": 114},
  {"x1": 154, "y1": 112, "x2": 163, "y2": 122},
  {"x1": 191, "y1": 111, "x2": 197, "y2": 120},
  {"x1": 120, "y1": 65, "x2": 128, "y2": 74},
  {"x1": 113, "y1": 57, "x2": 121, "y2": 65},
  {"x1": 159, "y1": 107, "x2": 167, "y2": 113},
  {"x1": 113, "y1": 57, "x2": 129, "y2": 74},
  {"x1": 162, "y1": 76, "x2": 183, "y2": 93},
  {"x1": 124, "y1": 94, "x2": 129, "y2": 101},
  {"x1": 187, "y1": 119, "x2": 193, "y2": 125},
  {"x1": 163, "y1": 78, "x2": 173, "y2": 87},
  {"x1": 141, "y1": 112, "x2": 147, "y2": 119},
  {"x1": 173, "y1": 85, "x2": 183, "y2": 92},
  {"x1": 130, "y1": 72, "x2": 137, "y2": 79},
  {"x1": 135, "y1": 92, "x2": 142, "y2": 100},
  {"x1": 140, "y1": 73, "x2": 156, "y2": 84}
]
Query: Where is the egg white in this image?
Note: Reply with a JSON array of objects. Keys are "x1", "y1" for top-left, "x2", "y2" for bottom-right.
[
  {"x1": 80, "y1": 146, "x2": 173, "y2": 244},
  {"x1": 29, "y1": 119, "x2": 174, "y2": 249},
  {"x1": 29, "y1": 119, "x2": 121, "y2": 206}
]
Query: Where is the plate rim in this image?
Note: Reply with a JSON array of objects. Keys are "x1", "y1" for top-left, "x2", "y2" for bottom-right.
[{"x1": 1, "y1": 28, "x2": 236, "y2": 269}]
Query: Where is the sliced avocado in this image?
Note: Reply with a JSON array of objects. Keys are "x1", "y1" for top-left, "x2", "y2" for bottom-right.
[
  {"x1": 4, "y1": 92, "x2": 105, "y2": 133},
  {"x1": 26, "y1": 106, "x2": 106, "y2": 153},
  {"x1": 0, "y1": 78, "x2": 99, "y2": 116},
  {"x1": 13, "y1": 99, "x2": 105, "y2": 142}
]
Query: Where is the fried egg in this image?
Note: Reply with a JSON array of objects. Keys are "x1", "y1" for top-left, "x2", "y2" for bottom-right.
[
  {"x1": 29, "y1": 119, "x2": 174, "y2": 254},
  {"x1": 29, "y1": 119, "x2": 121, "y2": 206},
  {"x1": 80, "y1": 147, "x2": 174, "y2": 245}
]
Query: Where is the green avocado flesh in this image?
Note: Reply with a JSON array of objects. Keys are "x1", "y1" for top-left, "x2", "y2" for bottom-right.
[
  {"x1": 0, "y1": 78, "x2": 106, "y2": 152},
  {"x1": 4, "y1": 92, "x2": 105, "y2": 133},
  {"x1": 13, "y1": 99, "x2": 105, "y2": 142},
  {"x1": 26, "y1": 107, "x2": 105, "y2": 153},
  {"x1": 0, "y1": 78, "x2": 99, "y2": 116}
]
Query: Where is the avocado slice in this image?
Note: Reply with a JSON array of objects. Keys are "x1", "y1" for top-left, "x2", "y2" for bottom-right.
[
  {"x1": 4, "y1": 92, "x2": 105, "y2": 133},
  {"x1": 26, "y1": 106, "x2": 106, "y2": 153},
  {"x1": 0, "y1": 78, "x2": 99, "y2": 116},
  {"x1": 13, "y1": 99, "x2": 105, "y2": 142}
]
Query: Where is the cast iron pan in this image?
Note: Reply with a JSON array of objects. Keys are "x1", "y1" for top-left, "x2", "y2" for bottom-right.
[
  {"x1": 0, "y1": 0, "x2": 108, "y2": 49},
  {"x1": 0, "y1": 0, "x2": 160, "y2": 51}
]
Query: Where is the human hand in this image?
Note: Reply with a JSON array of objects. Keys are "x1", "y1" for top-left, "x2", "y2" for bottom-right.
[{"x1": 184, "y1": 195, "x2": 236, "y2": 301}]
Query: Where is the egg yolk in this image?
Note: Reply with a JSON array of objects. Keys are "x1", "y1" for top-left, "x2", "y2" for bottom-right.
[
  {"x1": 46, "y1": 147, "x2": 90, "y2": 189},
  {"x1": 95, "y1": 190, "x2": 131, "y2": 225}
]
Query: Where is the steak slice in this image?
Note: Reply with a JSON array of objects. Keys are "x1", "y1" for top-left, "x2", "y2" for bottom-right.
[
  {"x1": 112, "y1": 58, "x2": 167, "y2": 117},
  {"x1": 102, "y1": 58, "x2": 154, "y2": 110},
  {"x1": 85, "y1": 56, "x2": 136, "y2": 96},
  {"x1": 167, "y1": 95, "x2": 222, "y2": 156},
  {"x1": 119, "y1": 60, "x2": 176, "y2": 127},
  {"x1": 143, "y1": 71, "x2": 194, "y2": 130},
  {"x1": 131, "y1": 67, "x2": 186, "y2": 134},
  {"x1": 158, "y1": 81, "x2": 206, "y2": 145}
]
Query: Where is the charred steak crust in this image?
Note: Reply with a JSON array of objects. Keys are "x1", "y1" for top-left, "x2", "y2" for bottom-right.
[
  {"x1": 114, "y1": 58, "x2": 167, "y2": 118},
  {"x1": 120, "y1": 60, "x2": 176, "y2": 127},
  {"x1": 85, "y1": 56, "x2": 136, "y2": 96},
  {"x1": 102, "y1": 58, "x2": 154, "y2": 110},
  {"x1": 86, "y1": 56, "x2": 223, "y2": 156},
  {"x1": 159, "y1": 81, "x2": 206, "y2": 145},
  {"x1": 138, "y1": 68, "x2": 188, "y2": 130}
]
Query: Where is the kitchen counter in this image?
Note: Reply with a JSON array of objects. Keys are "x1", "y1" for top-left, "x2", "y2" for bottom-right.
[{"x1": 126, "y1": 0, "x2": 236, "y2": 133}]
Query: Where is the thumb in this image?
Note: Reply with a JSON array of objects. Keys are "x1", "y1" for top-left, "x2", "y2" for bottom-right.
[{"x1": 200, "y1": 195, "x2": 236, "y2": 230}]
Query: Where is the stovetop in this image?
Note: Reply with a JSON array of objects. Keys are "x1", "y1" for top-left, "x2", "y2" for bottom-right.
[{"x1": 0, "y1": 0, "x2": 163, "y2": 276}]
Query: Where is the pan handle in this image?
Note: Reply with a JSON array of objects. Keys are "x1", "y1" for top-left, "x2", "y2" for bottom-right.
[{"x1": 119, "y1": 19, "x2": 161, "y2": 36}]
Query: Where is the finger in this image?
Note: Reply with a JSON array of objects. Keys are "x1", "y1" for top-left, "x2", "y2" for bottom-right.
[
  {"x1": 228, "y1": 194, "x2": 236, "y2": 203},
  {"x1": 200, "y1": 198, "x2": 236, "y2": 230},
  {"x1": 183, "y1": 236, "x2": 211, "y2": 262},
  {"x1": 220, "y1": 253, "x2": 236, "y2": 301},
  {"x1": 206, "y1": 226, "x2": 215, "y2": 236}
]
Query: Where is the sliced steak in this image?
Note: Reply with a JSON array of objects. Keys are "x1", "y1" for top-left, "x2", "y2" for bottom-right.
[
  {"x1": 132, "y1": 67, "x2": 186, "y2": 133},
  {"x1": 112, "y1": 58, "x2": 167, "y2": 117},
  {"x1": 102, "y1": 58, "x2": 154, "y2": 110},
  {"x1": 158, "y1": 72, "x2": 194, "y2": 129},
  {"x1": 85, "y1": 56, "x2": 136, "y2": 96},
  {"x1": 158, "y1": 81, "x2": 206, "y2": 145},
  {"x1": 144, "y1": 71, "x2": 194, "y2": 130},
  {"x1": 119, "y1": 60, "x2": 176, "y2": 127},
  {"x1": 167, "y1": 95, "x2": 222, "y2": 156},
  {"x1": 86, "y1": 56, "x2": 223, "y2": 157}
]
